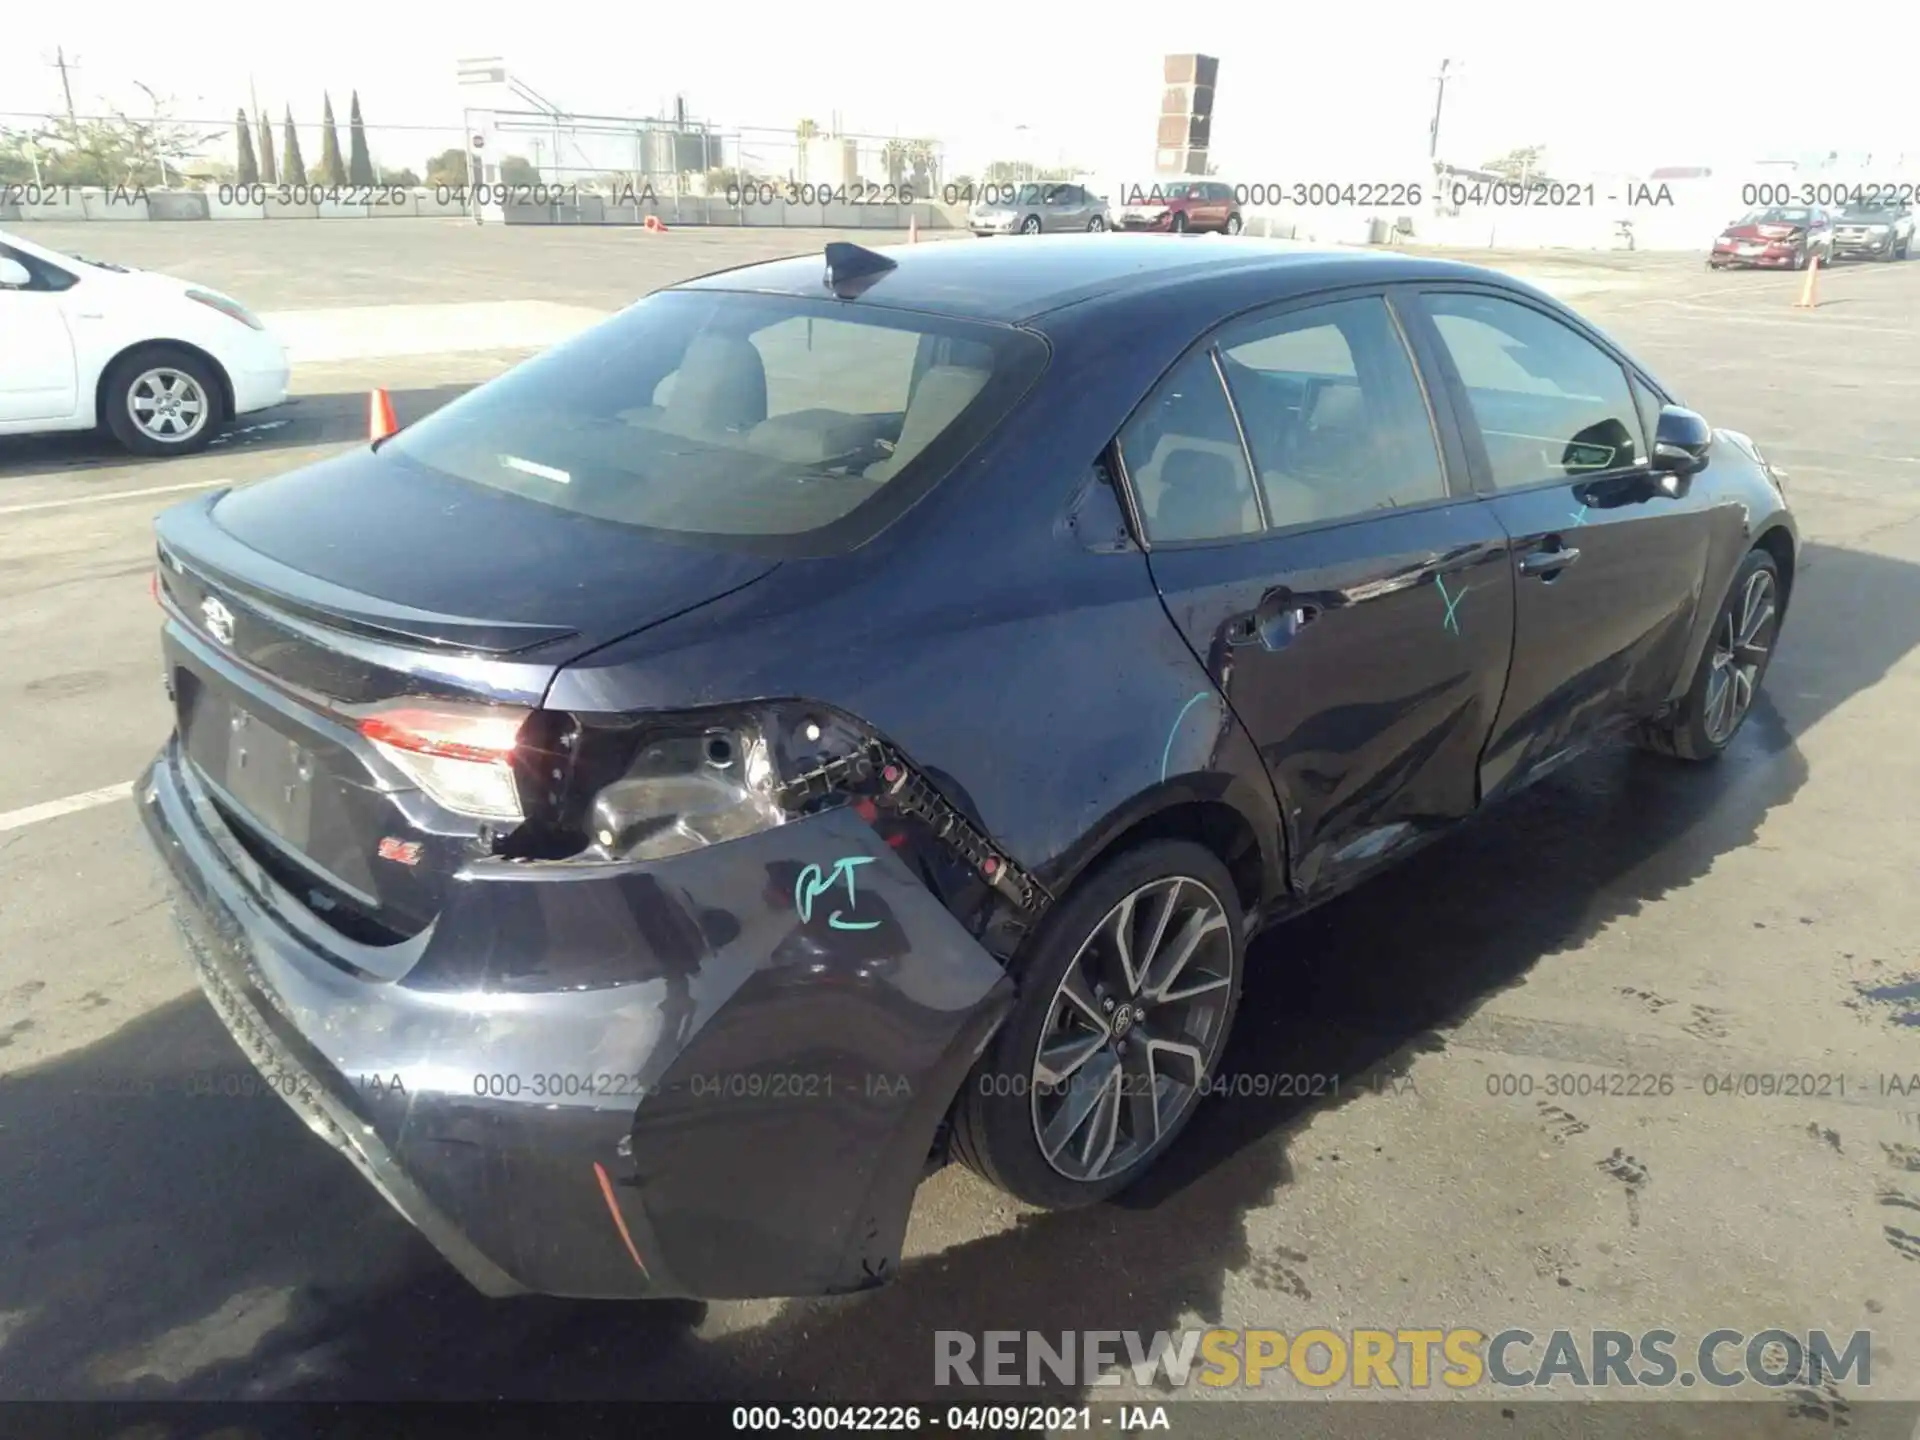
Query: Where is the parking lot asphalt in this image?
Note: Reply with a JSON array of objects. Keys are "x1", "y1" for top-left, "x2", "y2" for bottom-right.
[{"x1": 1, "y1": 223, "x2": 1918, "y2": 1426}]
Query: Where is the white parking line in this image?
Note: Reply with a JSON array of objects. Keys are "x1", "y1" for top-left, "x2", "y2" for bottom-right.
[
  {"x1": 0, "y1": 478, "x2": 231, "y2": 518},
  {"x1": 0, "y1": 783, "x2": 134, "y2": 834}
]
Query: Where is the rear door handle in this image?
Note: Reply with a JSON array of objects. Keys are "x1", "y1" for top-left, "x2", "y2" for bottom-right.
[
  {"x1": 1518, "y1": 545, "x2": 1581, "y2": 578},
  {"x1": 1229, "y1": 590, "x2": 1321, "y2": 648}
]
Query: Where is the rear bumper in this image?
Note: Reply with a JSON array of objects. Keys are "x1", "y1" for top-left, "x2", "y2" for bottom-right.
[{"x1": 137, "y1": 738, "x2": 1014, "y2": 1300}]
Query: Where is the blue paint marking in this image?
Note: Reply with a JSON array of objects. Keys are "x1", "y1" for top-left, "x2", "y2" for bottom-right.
[
  {"x1": 1160, "y1": 691, "x2": 1215, "y2": 782},
  {"x1": 795, "y1": 856, "x2": 882, "y2": 930},
  {"x1": 1435, "y1": 573, "x2": 1468, "y2": 634},
  {"x1": 1569, "y1": 505, "x2": 1589, "y2": 526}
]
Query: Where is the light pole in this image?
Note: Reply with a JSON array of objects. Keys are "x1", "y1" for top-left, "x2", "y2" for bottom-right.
[
  {"x1": 133, "y1": 81, "x2": 169, "y2": 186},
  {"x1": 1428, "y1": 58, "x2": 1456, "y2": 164}
]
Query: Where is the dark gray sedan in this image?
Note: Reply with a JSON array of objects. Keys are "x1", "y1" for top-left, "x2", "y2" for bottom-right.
[{"x1": 969, "y1": 182, "x2": 1111, "y2": 235}]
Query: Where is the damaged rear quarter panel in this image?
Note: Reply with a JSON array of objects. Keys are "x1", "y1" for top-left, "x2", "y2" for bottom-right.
[{"x1": 543, "y1": 317, "x2": 1290, "y2": 921}]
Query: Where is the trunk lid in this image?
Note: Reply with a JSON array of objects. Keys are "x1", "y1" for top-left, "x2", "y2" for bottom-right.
[{"x1": 153, "y1": 454, "x2": 779, "y2": 951}]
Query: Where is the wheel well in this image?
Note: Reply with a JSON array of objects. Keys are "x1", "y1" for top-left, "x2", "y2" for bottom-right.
[
  {"x1": 95, "y1": 340, "x2": 234, "y2": 426},
  {"x1": 1753, "y1": 525, "x2": 1796, "y2": 613},
  {"x1": 1067, "y1": 800, "x2": 1266, "y2": 919}
]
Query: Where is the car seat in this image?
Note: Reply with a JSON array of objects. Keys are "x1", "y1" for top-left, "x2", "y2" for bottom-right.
[{"x1": 864, "y1": 364, "x2": 989, "y2": 482}]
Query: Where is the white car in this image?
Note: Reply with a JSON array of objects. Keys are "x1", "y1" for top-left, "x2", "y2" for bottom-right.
[{"x1": 0, "y1": 227, "x2": 289, "y2": 456}]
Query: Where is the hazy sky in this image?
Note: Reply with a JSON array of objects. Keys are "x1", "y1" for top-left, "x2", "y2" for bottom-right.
[{"x1": 5, "y1": 0, "x2": 1915, "y2": 181}]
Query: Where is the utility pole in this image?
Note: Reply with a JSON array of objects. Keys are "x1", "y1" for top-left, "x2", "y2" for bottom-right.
[
  {"x1": 48, "y1": 46, "x2": 81, "y2": 127},
  {"x1": 1428, "y1": 58, "x2": 1454, "y2": 163}
]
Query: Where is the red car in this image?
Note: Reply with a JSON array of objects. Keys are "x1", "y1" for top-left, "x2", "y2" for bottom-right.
[
  {"x1": 1115, "y1": 179, "x2": 1243, "y2": 234},
  {"x1": 1709, "y1": 205, "x2": 1835, "y2": 270}
]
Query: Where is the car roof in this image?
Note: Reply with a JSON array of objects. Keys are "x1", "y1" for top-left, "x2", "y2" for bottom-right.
[{"x1": 673, "y1": 234, "x2": 1523, "y2": 325}]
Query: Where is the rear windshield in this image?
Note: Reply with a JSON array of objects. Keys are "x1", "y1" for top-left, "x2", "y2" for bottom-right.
[
  {"x1": 1741, "y1": 207, "x2": 1811, "y2": 225},
  {"x1": 383, "y1": 288, "x2": 1048, "y2": 554}
]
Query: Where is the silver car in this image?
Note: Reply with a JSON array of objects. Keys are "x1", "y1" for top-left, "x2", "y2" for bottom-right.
[{"x1": 969, "y1": 182, "x2": 1111, "y2": 236}]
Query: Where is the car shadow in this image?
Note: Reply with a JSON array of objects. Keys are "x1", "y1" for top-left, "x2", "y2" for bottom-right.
[
  {"x1": 0, "y1": 385, "x2": 480, "y2": 481},
  {"x1": 0, "y1": 541, "x2": 1913, "y2": 1404}
]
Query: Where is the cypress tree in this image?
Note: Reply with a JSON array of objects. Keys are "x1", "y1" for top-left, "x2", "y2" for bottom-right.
[
  {"x1": 281, "y1": 106, "x2": 308, "y2": 185},
  {"x1": 234, "y1": 108, "x2": 259, "y2": 186},
  {"x1": 319, "y1": 92, "x2": 348, "y2": 186},
  {"x1": 258, "y1": 111, "x2": 278, "y2": 183},
  {"x1": 347, "y1": 91, "x2": 375, "y2": 186}
]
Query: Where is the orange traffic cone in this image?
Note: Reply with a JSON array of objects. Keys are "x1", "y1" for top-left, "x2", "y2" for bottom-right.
[
  {"x1": 643, "y1": 214, "x2": 668, "y2": 233},
  {"x1": 1794, "y1": 253, "x2": 1820, "y2": 309},
  {"x1": 909, "y1": 212, "x2": 919, "y2": 244},
  {"x1": 369, "y1": 388, "x2": 398, "y2": 441}
]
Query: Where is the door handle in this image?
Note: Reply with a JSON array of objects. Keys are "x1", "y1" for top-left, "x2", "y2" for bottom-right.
[
  {"x1": 1229, "y1": 589, "x2": 1321, "y2": 648},
  {"x1": 1518, "y1": 545, "x2": 1581, "y2": 578}
]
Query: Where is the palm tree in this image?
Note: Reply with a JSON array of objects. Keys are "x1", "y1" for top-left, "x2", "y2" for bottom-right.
[
  {"x1": 881, "y1": 138, "x2": 907, "y2": 187},
  {"x1": 795, "y1": 117, "x2": 817, "y2": 183},
  {"x1": 905, "y1": 138, "x2": 935, "y2": 195}
]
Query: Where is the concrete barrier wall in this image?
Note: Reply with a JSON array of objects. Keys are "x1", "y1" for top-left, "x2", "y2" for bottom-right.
[
  {"x1": 147, "y1": 191, "x2": 209, "y2": 221},
  {"x1": 205, "y1": 192, "x2": 268, "y2": 220},
  {"x1": 82, "y1": 191, "x2": 149, "y2": 221}
]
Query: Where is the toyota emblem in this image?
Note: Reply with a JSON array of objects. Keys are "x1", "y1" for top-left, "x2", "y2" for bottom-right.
[{"x1": 202, "y1": 596, "x2": 235, "y2": 646}]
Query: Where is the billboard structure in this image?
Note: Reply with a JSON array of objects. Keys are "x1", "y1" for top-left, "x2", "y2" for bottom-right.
[{"x1": 1155, "y1": 54, "x2": 1218, "y2": 176}]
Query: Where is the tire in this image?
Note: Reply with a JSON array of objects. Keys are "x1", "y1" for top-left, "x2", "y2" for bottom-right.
[
  {"x1": 1225, "y1": 213, "x2": 1243, "y2": 235},
  {"x1": 1087, "y1": 214, "x2": 1107, "y2": 232},
  {"x1": 102, "y1": 346, "x2": 226, "y2": 457},
  {"x1": 1634, "y1": 549, "x2": 1783, "y2": 763},
  {"x1": 1793, "y1": 247, "x2": 1809, "y2": 270},
  {"x1": 1020, "y1": 214, "x2": 1042, "y2": 235},
  {"x1": 951, "y1": 838, "x2": 1245, "y2": 1209},
  {"x1": 1170, "y1": 212, "x2": 1190, "y2": 234}
]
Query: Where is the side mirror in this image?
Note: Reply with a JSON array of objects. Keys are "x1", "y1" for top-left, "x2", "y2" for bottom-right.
[
  {"x1": 0, "y1": 257, "x2": 31, "y2": 289},
  {"x1": 1651, "y1": 405, "x2": 1712, "y2": 478}
]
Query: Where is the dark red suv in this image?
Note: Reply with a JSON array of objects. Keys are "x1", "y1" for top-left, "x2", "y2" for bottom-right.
[{"x1": 1115, "y1": 180, "x2": 1243, "y2": 234}]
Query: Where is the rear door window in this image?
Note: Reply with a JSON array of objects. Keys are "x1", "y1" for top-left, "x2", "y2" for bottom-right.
[
  {"x1": 1217, "y1": 296, "x2": 1448, "y2": 528},
  {"x1": 1118, "y1": 351, "x2": 1264, "y2": 544}
]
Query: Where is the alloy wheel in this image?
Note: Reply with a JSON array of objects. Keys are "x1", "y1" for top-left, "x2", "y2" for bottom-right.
[
  {"x1": 1029, "y1": 876, "x2": 1235, "y2": 1183},
  {"x1": 1022, "y1": 216, "x2": 1042, "y2": 235},
  {"x1": 127, "y1": 367, "x2": 210, "y2": 443},
  {"x1": 1703, "y1": 569, "x2": 1777, "y2": 744}
]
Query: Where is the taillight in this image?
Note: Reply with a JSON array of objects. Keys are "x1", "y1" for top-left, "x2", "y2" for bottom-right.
[
  {"x1": 553, "y1": 702, "x2": 877, "y2": 865},
  {"x1": 356, "y1": 702, "x2": 531, "y2": 820}
]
